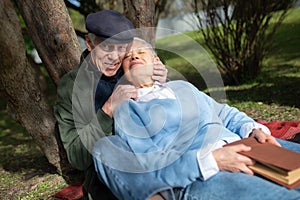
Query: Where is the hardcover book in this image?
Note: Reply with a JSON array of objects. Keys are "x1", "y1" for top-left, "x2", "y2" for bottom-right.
[{"x1": 224, "y1": 137, "x2": 300, "y2": 189}]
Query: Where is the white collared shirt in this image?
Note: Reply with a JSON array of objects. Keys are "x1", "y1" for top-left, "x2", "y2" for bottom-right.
[{"x1": 136, "y1": 82, "x2": 176, "y2": 102}]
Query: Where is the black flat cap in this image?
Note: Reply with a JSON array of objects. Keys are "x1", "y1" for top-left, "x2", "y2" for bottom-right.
[{"x1": 86, "y1": 10, "x2": 135, "y2": 44}]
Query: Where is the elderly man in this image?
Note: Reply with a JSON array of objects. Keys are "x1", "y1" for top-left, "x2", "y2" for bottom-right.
[{"x1": 54, "y1": 11, "x2": 167, "y2": 200}]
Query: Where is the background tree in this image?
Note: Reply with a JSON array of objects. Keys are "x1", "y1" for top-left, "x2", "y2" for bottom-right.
[
  {"x1": 123, "y1": 0, "x2": 167, "y2": 27},
  {"x1": 193, "y1": 0, "x2": 296, "y2": 85}
]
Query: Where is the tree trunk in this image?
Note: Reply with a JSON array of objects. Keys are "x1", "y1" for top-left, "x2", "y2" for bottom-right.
[
  {"x1": 0, "y1": 0, "x2": 61, "y2": 170},
  {"x1": 154, "y1": 0, "x2": 168, "y2": 26},
  {"x1": 15, "y1": 0, "x2": 83, "y2": 176},
  {"x1": 123, "y1": 0, "x2": 156, "y2": 44},
  {"x1": 123, "y1": 0, "x2": 155, "y2": 27},
  {"x1": 0, "y1": 0, "x2": 82, "y2": 179},
  {"x1": 16, "y1": 0, "x2": 82, "y2": 85}
]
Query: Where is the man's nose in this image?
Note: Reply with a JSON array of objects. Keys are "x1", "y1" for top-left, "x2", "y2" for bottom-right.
[{"x1": 108, "y1": 51, "x2": 119, "y2": 60}]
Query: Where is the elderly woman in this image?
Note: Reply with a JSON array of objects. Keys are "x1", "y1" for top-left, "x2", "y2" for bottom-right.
[{"x1": 93, "y1": 37, "x2": 300, "y2": 200}]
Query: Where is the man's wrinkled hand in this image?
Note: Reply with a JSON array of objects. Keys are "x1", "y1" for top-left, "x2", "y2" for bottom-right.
[
  {"x1": 250, "y1": 128, "x2": 281, "y2": 147},
  {"x1": 152, "y1": 58, "x2": 168, "y2": 83},
  {"x1": 213, "y1": 144, "x2": 255, "y2": 175}
]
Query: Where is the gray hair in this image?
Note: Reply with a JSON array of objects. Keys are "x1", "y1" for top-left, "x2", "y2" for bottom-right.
[{"x1": 133, "y1": 37, "x2": 157, "y2": 57}]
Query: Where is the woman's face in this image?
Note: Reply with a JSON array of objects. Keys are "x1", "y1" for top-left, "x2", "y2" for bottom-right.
[{"x1": 122, "y1": 40, "x2": 156, "y2": 87}]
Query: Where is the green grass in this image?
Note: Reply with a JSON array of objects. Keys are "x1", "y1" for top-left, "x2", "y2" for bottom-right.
[
  {"x1": 1, "y1": 7, "x2": 300, "y2": 199},
  {"x1": 156, "y1": 7, "x2": 300, "y2": 121},
  {"x1": 0, "y1": 101, "x2": 66, "y2": 199},
  {"x1": 222, "y1": 8, "x2": 300, "y2": 121}
]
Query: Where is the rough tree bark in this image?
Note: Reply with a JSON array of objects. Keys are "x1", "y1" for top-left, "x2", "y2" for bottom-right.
[
  {"x1": 0, "y1": 0, "x2": 61, "y2": 171},
  {"x1": 123, "y1": 0, "x2": 165, "y2": 27},
  {"x1": 15, "y1": 0, "x2": 83, "y2": 175},
  {"x1": 16, "y1": 0, "x2": 82, "y2": 85},
  {"x1": 123, "y1": 0, "x2": 156, "y2": 43}
]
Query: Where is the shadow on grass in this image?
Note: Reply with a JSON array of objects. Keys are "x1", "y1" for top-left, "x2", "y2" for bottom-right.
[
  {"x1": 170, "y1": 63, "x2": 299, "y2": 109},
  {"x1": 224, "y1": 64, "x2": 300, "y2": 108},
  {"x1": 0, "y1": 101, "x2": 57, "y2": 179}
]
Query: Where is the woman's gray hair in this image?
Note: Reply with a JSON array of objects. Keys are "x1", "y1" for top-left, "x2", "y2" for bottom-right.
[{"x1": 133, "y1": 37, "x2": 157, "y2": 57}]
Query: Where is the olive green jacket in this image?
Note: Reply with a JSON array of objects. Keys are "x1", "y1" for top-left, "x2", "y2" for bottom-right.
[{"x1": 54, "y1": 54, "x2": 116, "y2": 199}]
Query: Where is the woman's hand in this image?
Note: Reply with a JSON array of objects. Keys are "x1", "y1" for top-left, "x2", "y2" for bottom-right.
[{"x1": 102, "y1": 85, "x2": 137, "y2": 118}]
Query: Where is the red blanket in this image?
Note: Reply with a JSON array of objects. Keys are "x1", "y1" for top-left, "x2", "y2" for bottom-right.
[
  {"x1": 52, "y1": 181, "x2": 83, "y2": 200},
  {"x1": 257, "y1": 120, "x2": 300, "y2": 140}
]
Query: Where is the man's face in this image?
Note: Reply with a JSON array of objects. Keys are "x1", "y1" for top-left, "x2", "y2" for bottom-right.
[
  {"x1": 122, "y1": 40, "x2": 155, "y2": 87},
  {"x1": 89, "y1": 37, "x2": 128, "y2": 77}
]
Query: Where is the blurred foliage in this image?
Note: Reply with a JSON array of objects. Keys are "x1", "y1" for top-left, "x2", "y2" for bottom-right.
[{"x1": 193, "y1": 0, "x2": 297, "y2": 85}]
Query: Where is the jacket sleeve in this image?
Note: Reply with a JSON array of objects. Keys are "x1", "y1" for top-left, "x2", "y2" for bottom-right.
[
  {"x1": 54, "y1": 72, "x2": 113, "y2": 171},
  {"x1": 201, "y1": 90, "x2": 256, "y2": 137}
]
